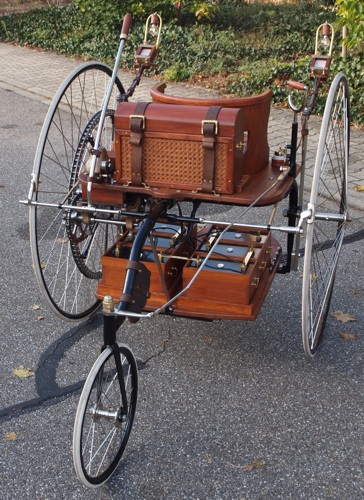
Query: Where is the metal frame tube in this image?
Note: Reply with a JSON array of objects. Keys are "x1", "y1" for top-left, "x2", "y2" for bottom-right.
[{"x1": 86, "y1": 38, "x2": 127, "y2": 207}]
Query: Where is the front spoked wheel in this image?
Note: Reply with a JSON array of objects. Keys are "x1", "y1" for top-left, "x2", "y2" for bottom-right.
[
  {"x1": 30, "y1": 62, "x2": 124, "y2": 320},
  {"x1": 73, "y1": 344, "x2": 138, "y2": 488},
  {"x1": 302, "y1": 73, "x2": 350, "y2": 356}
]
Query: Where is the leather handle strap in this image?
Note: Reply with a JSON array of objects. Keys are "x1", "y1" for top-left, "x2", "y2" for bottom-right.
[
  {"x1": 202, "y1": 106, "x2": 221, "y2": 192},
  {"x1": 130, "y1": 101, "x2": 149, "y2": 185}
]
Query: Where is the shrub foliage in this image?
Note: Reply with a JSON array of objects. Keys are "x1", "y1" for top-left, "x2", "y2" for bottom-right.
[{"x1": 0, "y1": 0, "x2": 363, "y2": 124}]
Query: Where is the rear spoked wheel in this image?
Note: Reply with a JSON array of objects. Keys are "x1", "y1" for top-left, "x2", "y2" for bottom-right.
[
  {"x1": 29, "y1": 62, "x2": 125, "y2": 320},
  {"x1": 302, "y1": 73, "x2": 349, "y2": 356},
  {"x1": 73, "y1": 344, "x2": 138, "y2": 488}
]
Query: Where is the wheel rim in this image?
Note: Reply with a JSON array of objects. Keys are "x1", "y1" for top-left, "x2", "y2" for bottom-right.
[
  {"x1": 29, "y1": 62, "x2": 124, "y2": 320},
  {"x1": 302, "y1": 73, "x2": 349, "y2": 356},
  {"x1": 73, "y1": 346, "x2": 138, "y2": 487}
]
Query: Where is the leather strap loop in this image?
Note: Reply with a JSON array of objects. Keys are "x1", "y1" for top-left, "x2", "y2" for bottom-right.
[
  {"x1": 119, "y1": 293, "x2": 133, "y2": 304},
  {"x1": 126, "y1": 261, "x2": 144, "y2": 272},
  {"x1": 202, "y1": 106, "x2": 221, "y2": 192},
  {"x1": 130, "y1": 102, "x2": 149, "y2": 185}
]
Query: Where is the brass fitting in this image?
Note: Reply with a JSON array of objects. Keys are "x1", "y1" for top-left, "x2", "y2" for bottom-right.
[{"x1": 103, "y1": 295, "x2": 115, "y2": 314}]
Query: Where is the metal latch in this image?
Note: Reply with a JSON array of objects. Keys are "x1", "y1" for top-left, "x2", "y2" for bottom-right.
[{"x1": 241, "y1": 246, "x2": 255, "y2": 273}]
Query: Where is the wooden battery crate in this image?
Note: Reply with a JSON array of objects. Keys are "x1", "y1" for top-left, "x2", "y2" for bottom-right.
[
  {"x1": 96, "y1": 222, "x2": 281, "y2": 320},
  {"x1": 173, "y1": 226, "x2": 281, "y2": 320},
  {"x1": 96, "y1": 222, "x2": 195, "y2": 309}
]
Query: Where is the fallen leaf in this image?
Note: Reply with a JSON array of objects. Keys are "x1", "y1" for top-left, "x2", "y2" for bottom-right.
[
  {"x1": 311, "y1": 272, "x2": 320, "y2": 282},
  {"x1": 32, "y1": 262, "x2": 46, "y2": 270},
  {"x1": 203, "y1": 454, "x2": 213, "y2": 463},
  {"x1": 353, "y1": 185, "x2": 364, "y2": 192},
  {"x1": 37, "y1": 315, "x2": 45, "y2": 321},
  {"x1": 160, "y1": 341, "x2": 169, "y2": 348},
  {"x1": 12, "y1": 366, "x2": 34, "y2": 379},
  {"x1": 331, "y1": 310, "x2": 356, "y2": 323},
  {"x1": 0, "y1": 184, "x2": 5, "y2": 188},
  {"x1": 5, "y1": 432, "x2": 17, "y2": 441},
  {"x1": 204, "y1": 336, "x2": 215, "y2": 343},
  {"x1": 243, "y1": 459, "x2": 266, "y2": 471},
  {"x1": 339, "y1": 332, "x2": 358, "y2": 341},
  {"x1": 32, "y1": 305, "x2": 40, "y2": 311},
  {"x1": 56, "y1": 237, "x2": 68, "y2": 244}
]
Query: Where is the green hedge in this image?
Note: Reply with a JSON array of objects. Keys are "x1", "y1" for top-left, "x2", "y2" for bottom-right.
[{"x1": 0, "y1": 1, "x2": 362, "y2": 124}]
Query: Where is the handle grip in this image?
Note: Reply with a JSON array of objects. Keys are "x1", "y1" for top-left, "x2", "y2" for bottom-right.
[
  {"x1": 287, "y1": 80, "x2": 308, "y2": 113},
  {"x1": 120, "y1": 13, "x2": 132, "y2": 39},
  {"x1": 287, "y1": 80, "x2": 307, "y2": 92}
]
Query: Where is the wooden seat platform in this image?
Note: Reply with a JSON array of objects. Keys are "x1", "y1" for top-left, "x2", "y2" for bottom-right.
[{"x1": 80, "y1": 161, "x2": 296, "y2": 207}]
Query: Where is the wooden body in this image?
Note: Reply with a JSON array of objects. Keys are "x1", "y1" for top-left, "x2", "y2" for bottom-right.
[{"x1": 86, "y1": 85, "x2": 291, "y2": 322}]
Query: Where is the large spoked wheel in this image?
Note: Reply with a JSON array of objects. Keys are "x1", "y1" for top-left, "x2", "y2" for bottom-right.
[
  {"x1": 73, "y1": 344, "x2": 138, "y2": 488},
  {"x1": 302, "y1": 73, "x2": 350, "y2": 357},
  {"x1": 30, "y1": 62, "x2": 125, "y2": 320}
]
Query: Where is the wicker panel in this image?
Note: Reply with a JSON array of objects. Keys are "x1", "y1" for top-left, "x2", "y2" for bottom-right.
[
  {"x1": 215, "y1": 142, "x2": 229, "y2": 188},
  {"x1": 144, "y1": 138, "x2": 203, "y2": 184},
  {"x1": 120, "y1": 136, "x2": 132, "y2": 179},
  {"x1": 120, "y1": 137, "x2": 228, "y2": 189}
]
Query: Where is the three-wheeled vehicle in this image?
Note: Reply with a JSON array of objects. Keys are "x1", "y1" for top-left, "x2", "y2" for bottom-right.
[{"x1": 22, "y1": 14, "x2": 349, "y2": 487}]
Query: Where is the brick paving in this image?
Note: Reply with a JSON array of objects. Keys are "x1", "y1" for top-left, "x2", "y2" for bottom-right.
[{"x1": 1, "y1": 42, "x2": 362, "y2": 209}]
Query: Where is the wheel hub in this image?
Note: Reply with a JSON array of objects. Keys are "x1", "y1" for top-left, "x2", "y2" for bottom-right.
[{"x1": 91, "y1": 404, "x2": 126, "y2": 426}]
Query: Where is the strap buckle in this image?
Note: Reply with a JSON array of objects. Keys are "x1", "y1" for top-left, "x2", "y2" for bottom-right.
[
  {"x1": 130, "y1": 115, "x2": 146, "y2": 130},
  {"x1": 201, "y1": 120, "x2": 218, "y2": 135}
]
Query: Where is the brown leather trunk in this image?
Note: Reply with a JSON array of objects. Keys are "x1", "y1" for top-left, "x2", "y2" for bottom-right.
[{"x1": 113, "y1": 102, "x2": 245, "y2": 194}]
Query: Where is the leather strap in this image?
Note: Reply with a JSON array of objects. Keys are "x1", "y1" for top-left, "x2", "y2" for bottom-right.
[
  {"x1": 119, "y1": 292, "x2": 133, "y2": 304},
  {"x1": 130, "y1": 102, "x2": 150, "y2": 185},
  {"x1": 202, "y1": 106, "x2": 221, "y2": 192},
  {"x1": 126, "y1": 261, "x2": 144, "y2": 272}
]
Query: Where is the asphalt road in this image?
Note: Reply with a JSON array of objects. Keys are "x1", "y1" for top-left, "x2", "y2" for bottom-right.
[{"x1": 1, "y1": 86, "x2": 364, "y2": 499}]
